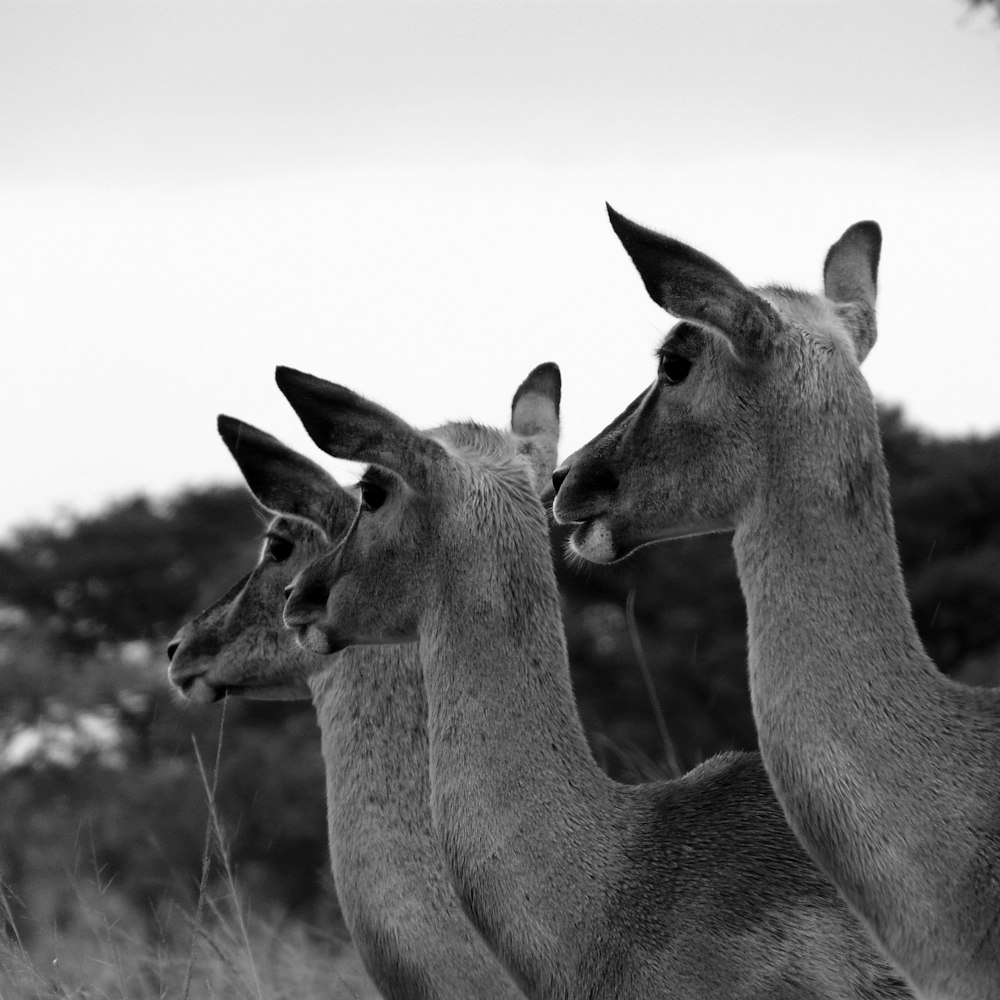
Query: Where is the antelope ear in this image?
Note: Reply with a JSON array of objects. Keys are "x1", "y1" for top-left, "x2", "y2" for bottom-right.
[
  {"x1": 217, "y1": 416, "x2": 355, "y2": 535},
  {"x1": 511, "y1": 362, "x2": 561, "y2": 491},
  {"x1": 606, "y1": 204, "x2": 781, "y2": 361},
  {"x1": 274, "y1": 367, "x2": 449, "y2": 493},
  {"x1": 823, "y1": 221, "x2": 881, "y2": 362}
]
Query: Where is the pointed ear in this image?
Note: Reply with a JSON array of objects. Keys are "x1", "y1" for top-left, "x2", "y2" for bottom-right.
[
  {"x1": 274, "y1": 367, "x2": 449, "y2": 493},
  {"x1": 511, "y1": 362, "x2": 561, "y2": 490},
  {"x1": 606, "y1": 204, "x2": 781, "y2": 361},
  {"x1": 823, "y1": 220, "x2": 881, "y2": 362},
  {"x1": 217, "y1": 415, "x2": 356, "y2": 535}
]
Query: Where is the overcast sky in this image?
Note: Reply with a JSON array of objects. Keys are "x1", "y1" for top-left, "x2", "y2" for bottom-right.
[{"x1": 2, "y1": 0, "x2": 999, "y2": 539}]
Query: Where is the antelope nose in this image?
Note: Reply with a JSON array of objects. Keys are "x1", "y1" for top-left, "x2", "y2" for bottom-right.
[
  {"x1": 285, "y1": 579, "x2": 329, "y2": 611},
  {"x1": 166, "y1": 637, "x2": 181, "y2": 661},
  {"x1": 551, "y1": 463, "x2": 570, "y2": 495}
]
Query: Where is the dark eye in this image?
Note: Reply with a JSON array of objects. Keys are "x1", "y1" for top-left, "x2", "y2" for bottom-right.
[
  {"x1": 265, "y1": 536, "x2": 294, "y2": 563},
  {"x1": 359, "y1": 480, "x2": 386, "y2": 512},
  {"x1": 658, "y1": 353, "x2": 692, "y2": 385}
]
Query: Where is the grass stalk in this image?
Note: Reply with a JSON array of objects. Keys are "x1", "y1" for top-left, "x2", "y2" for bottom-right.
[{"x1": 625, "y1": 588, "x2": 683, "y2": 779}]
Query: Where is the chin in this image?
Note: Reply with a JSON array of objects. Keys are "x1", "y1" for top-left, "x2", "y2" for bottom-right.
[
  {"x1": 570, "y1": 514, "x2": 733, "y2": 566},
  {"x1": 294, "y1": 625, "x2": 346, "y2": 656},
  {"x1": 568, "y1": 518, "x2": 620, "y2": 564},
  {"x1": 182, "y1": 677, "x2": 226, "y2": 705}
]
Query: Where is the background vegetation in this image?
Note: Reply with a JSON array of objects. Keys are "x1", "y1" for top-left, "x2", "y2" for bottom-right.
[{"x1": 1, "y1": 406, "x2": 999, "y2": 996}]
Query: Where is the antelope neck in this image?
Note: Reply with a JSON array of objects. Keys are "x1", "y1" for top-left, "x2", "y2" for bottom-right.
[
  {"x1": 731, "y1": 448, "x2": 954, "y2": 921},
  {"x1": 307, "y1": 646, "x2": 524, "y2": 1000},
  {"x1": 735, "y1": 483, "x2": 931, "y2": 702},
  {"x1": 417, "y1": 544, "x2": 617, "y2": 990}
]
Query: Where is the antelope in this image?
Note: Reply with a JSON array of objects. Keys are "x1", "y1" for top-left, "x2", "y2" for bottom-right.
[
  {"x1": 550, "y1": 207, "x2": 1000, "y2": 1000},
  {"x1": 276, "y1": 364, "x2": 912, "y2": 1000},
  {"x1": 164, "y1": 366, "x2": 559, "y2": 999}
]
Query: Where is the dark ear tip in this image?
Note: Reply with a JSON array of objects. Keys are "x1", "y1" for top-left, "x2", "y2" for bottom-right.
[
  {"x1": 514, "y1": 362, "x2": 562, "y2": 415},
  {"x1": 276, "y1": 366, "x2": 352, "y2": 404},
  {"x1": 838, "y1": 220, "x2": 882, "y2": 252},
  {"x1": 606, "y1": 202, "x2": 632, "y2": 237},
  {"x1": 275, "y1": 365, "x2": 306, "y2": 394},
  {"x1": 218, "y1": 414, "x2": 287, "y2": 460},
  {"x1": 850, "y1": 220, "x2": 882, "y2": 250},
  {"x1": 217, "y1": 413, "x2": 245, "y2": 449},
  {"x1": 825, "y1": 221, "x2": 883, "y2": 286}
]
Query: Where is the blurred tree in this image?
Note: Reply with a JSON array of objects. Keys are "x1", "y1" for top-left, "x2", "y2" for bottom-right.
[
  {"x1": 0, "y1": 487, "x2": 261, "y2": 650},
  {"x1": 0, "y1": 628, "x2": 332, "y2": 938}
]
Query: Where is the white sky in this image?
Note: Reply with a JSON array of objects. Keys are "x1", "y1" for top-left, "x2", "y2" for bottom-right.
[{"x1": 2, "y1": 0, "x2": 999, "y2": 539}]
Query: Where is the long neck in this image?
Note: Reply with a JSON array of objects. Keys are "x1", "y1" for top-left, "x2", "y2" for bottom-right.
[
  {"x1": 307, "y1": 646, "x2": 523, "y2": 1000},
  {"x1": 420, "y1": 514, "x2": 618, "y2": 994},
  {"x1": 732, "y1": 414, "x2": 961, "y2": 927}
]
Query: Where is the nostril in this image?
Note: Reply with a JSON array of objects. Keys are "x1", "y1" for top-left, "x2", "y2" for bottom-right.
[
  {"x1": 284, "y1": 581, "x2": 328, "y2": 610},
  {"x1": 166, "y1": 639, "x2": 180, "y2": 661},
  {"x1": 588, "y1": 465, "x2": 620, "y2": 494},
  {"x1": 299, "y1": 582, "x2": 329, "y2": 610},
  {"x1": 551, "y1": 464, "x2": 570, "y2": 494}
]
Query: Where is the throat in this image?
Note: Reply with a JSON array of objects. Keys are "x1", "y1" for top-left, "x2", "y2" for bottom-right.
[
  {"x1": 734, "y1": 487, "x2": 927, "y2": 701},
  {"x1": 417, "y1": 589, "x2": 614, "y2": 983}
]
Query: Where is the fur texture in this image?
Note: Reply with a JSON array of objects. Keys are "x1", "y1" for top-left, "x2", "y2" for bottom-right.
[
  {"x1": 552, "y1": 209, "x2": 1000, "y2": 1000},
  {"x1": 167, "y1": 418, "x2": 525, "y2": 1000},
  {"x1": 279, "y1": 368, "x2": 912, "y2": 1000}
]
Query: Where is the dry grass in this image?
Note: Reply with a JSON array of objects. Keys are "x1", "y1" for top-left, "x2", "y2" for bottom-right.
[
  {"x1": 0, "y1": 717, "x2": 380, "y2": 1000},
  {"x1": 0, "y1": 897, "x2": 380, "y2": 1000}
]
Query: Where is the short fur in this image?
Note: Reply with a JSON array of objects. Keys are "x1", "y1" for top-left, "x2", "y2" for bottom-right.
[
  {"x1": 552, "y1": 208, "x2": 1000, "y2": 1000},
  {"x1": 279, "y1": 368, "x2": 912, "y2": 1000},
  {"x1": 167, "y1": 417, "x2": 526, "y2": 1000}
]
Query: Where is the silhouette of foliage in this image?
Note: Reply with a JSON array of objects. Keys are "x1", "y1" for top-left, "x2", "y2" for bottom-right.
[{"x1": 0, "y1": 487, "x2": 261, "y2": 650}]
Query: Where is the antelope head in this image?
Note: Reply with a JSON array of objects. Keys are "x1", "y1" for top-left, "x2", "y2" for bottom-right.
[
  {"x1": 278, "y1": 364, "x2": 561, "y2": 654},
  {"x1": 552, "y1": 205, "x2": 882, "y2": 564},
  {"x1": 166, "y1": 417, "x2": 358, "y2": 701}
]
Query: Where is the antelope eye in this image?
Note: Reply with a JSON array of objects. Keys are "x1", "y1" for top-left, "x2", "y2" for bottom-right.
[
  {"x1": 265, "y1": 536, "x2": 294, "y2": 563},
  {"x1": 359, "y1": 480, "x2": 387, "y2": 512},
  {"x1": 658, "y1": 353, "x2": 692, "y2": 385}
]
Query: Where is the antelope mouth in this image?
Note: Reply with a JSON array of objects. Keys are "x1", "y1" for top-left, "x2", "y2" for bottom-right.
[
  {"x1": 569, "y1": 514, "x2": 735, "y2": 565},
  {"x1": 174, "y1": 674, "x2": 228, "y2": 704},
  {"x1": 173, "y1": 671, "x2": 279, "y2": 704},
  {"x1": 289, "y1": 622, "x2": 348, "y2": 656},
  {"x1": 566, "y1": 517, "x2": 619, "y2": 565}
]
